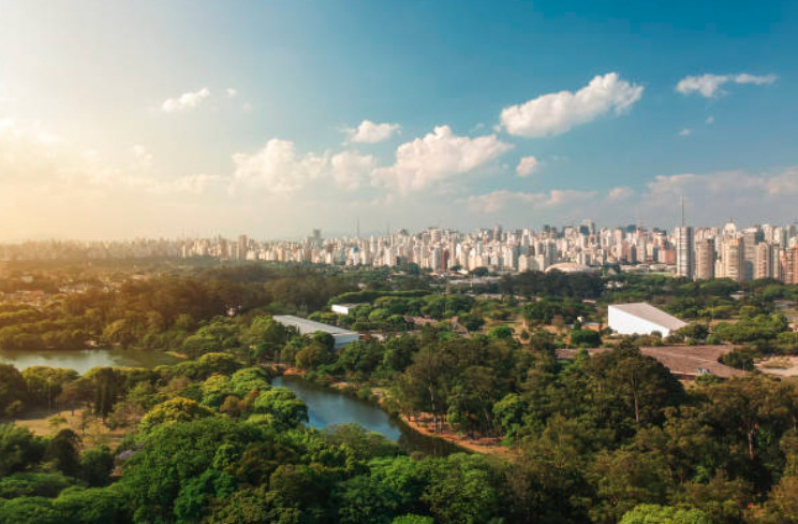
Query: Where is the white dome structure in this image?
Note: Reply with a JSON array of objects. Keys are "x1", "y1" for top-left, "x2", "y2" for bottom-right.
[{"x1": 544, "y1": 262, "x2": 597, "y2": 274}]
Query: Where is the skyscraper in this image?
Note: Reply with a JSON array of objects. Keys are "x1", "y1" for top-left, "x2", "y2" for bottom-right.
[
  {"x1": 742, "y1": 228, "x2": 762, "y2": 282},
  {"x1": 695, "y1": 238, "x2": 715, "y2": 280},
  {"x1": 675, "y1": 226, "x2": 694, "y2": 279},
  {"x1": 754, "y1": 242, "x2": 774, "y2": 280},
  {"x1": 725, "y1": 238, "x2": 745, "y2": 282}
]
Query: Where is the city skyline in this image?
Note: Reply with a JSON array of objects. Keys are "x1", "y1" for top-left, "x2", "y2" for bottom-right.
[
  {"x1": 3, "y1": 218, "x2": 798, "y2": 286},
  {"x1": 2, "y1": 1, "x2": 798, "y2": 240}
]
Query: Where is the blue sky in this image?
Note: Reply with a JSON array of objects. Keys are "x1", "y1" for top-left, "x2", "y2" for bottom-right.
[{"x1": 1, "y1": 0, "x2": 796, "y2": 239}]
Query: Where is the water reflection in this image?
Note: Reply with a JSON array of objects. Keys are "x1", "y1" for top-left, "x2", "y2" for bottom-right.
[
  {"x1": 0, "y1": 348, "x2": 178, "y2": 374},
  {"x1": 273, "y1": 375, "x2": 462, "y2": 457}
]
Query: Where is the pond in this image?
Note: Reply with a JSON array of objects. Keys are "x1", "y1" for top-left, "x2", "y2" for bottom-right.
[
  {"x1": 0, "y1": 348, "x2": 179, "y2": 374},
  {"x1": 273, "y1": 375, "x2": 463, "y2": 457}
]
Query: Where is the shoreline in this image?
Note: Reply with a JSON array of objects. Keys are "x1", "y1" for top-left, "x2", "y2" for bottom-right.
[
  {"x1": 397, "y1": 414, "x2": 515, "y2": 458},
  {"x1": 270, "y1": 365, "x2": 514, "y2": 458}
]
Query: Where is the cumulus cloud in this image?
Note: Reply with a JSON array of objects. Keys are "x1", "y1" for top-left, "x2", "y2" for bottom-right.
[
  {"x1": 161, "y1": 88, "x2": 211, "y2": 113},
  {"x1": 500, "y1": 73, "x2": 644, "y2": 138},
  {"x1": 607, "y1": 186, "x2": 634, "y2": 202},
  {"x1": 226, "y1": 88, "x2": 238, "y2": 98},
  {"x1": 638, "y1": 167, "x2": 798, "y2": 226},
  {"x1": 345, "y1": 120, "x2": 400, "y2": 143},
  {"x1": 678, "y1": 128, "x2": 692, "y2": 137},
  {"x1": 375, "y1": 125, "x2": 513, "y2": 193},
  {"x1": 467, "y1": 189, "x2": 596, "y2": 213},
  {"x1": 705, "y1": 116, "x2": 715, "y2": 124},
  {"x1": 516, "y1": 156, "x2": 540, "y2": 177},
  {"x1": 232, "y1": 139, "x2": 327, "y2": 194},
  {"x1": 676, "y1": 73, "x2": 777, "y2": 98},
  {"x1": 330, "y1": 151, "x2": 377, "y2": 191}
]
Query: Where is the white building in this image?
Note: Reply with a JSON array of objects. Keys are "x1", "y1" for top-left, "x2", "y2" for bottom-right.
[
  {"x1": 272, "y1": 315, "x2": 360, "y2": 349},
  {"x1": 331, "y1": 303, "x2": 359, "y2": 315},
  {"x1": 607, "y1": 302, "x2": 688, "y2": 337}
]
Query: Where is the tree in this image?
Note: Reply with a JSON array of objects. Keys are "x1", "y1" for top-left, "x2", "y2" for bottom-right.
[
  {"x1": 421, "y1": 454, "x2": 499, "y2": 524},
  {"x1": 295, "y1": 343, "x2": 334, "y2": 370},
  {"x1": 44, "y1": 429, "x2": 82, "y2": 477},
  {"x1": 139, "y1": 397, "x2": 215, "y2": 434},
  {"x1": 0, "y1": 424, "x2": 45, "y2": 476},
  {"x1": 0, "y1": 496, "x2": 62, "y2": 524},
  {"x1": 250, "y1": 388, "x2": 308, "y2": 429},
  {"x1": 80, "y1": 446, "x2": 115, "y2": 487},
  {"x1": 22, "y1": 367, "x2": 78, "y2": 410},
  {"x1": 0, "y1": 363, "x2": 27, "y2": 416},
  {"x1": 52, "y1": 486, "x2": 131, "y2": 524},
  {"x1": 122, "y1": 418, "x2": 265, "y2": 523},
  {"x1": 619, "y1": 504, "x2": 711, "y2": 524},
  {"x1": 571, "y1": 329, "x2": 601, "y2": 347},
  {"x1": 586, "y1": 342, "x2": 685, "y2": 426},
  {"x1": 391, "y1": 516, "x2": 434, "y2": 524},
  {"x1": 589, "y1": 449, "x2": 672, "y2": 524}
]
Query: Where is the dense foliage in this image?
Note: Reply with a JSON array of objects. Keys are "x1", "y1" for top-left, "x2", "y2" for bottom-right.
[{"x1": 1, "y1": 262, "x2": 798, "y2": 523}]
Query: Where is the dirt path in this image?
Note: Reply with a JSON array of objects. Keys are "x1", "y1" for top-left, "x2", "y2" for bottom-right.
[{"x1": 400, "y1": 414, "x2": 516, "y2": 459}]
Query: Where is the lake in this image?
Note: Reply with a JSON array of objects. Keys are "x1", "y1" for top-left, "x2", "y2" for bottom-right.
[
  {"x1": 273, "y1": 375, "x2": 462, "y2": 456},
  {"x1": 0, "y1": 348, "x2": 179, "y2": 374}
]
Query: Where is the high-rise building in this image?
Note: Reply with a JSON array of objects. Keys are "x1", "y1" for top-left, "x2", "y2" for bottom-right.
[
  {"x1": 695, "y1": 238, "x2": 715, "y2": 280},
  {"x1": 675, "y1": 226, "x2": 694, "y2": 279},
  {"x1": 742, "y1": 228, "x2": 762, "y2": 281},
  {"x1": 725, "y1": 238, "x2": 745, "y2": 282},
  {"x1": 754, "y1": 242, "x2": 773, "y2": 280},
  {"x1": 786, "y1": 245, "x2": 798, "y2": 285}
]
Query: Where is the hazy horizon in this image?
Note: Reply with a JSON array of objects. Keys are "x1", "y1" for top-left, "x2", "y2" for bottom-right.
[{"x1": 2, "y1": 0, "x2": 797, "y2": 241}]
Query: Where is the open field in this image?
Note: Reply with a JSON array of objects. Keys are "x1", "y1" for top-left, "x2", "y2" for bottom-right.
[
  {"x1": 12, "y1": 405, "x2": 130, "y2": 449},
  {"x1": 757, "y1": 356, "x2": 798, "y2": 377}
]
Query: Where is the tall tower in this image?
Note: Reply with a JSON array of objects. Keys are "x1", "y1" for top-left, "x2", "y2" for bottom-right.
[
  {"x1": 695, "y1": 238, "x2": 715, "y2": 280},
  {"x1": 675, "y1": 196, "x2": 694, "y2": 279},
  {"x1": 742, "y1": 228, "x2": 762, "y2": 282},
  {"x1": 754, "y1": 242, "x2": 773, "y2": 280},
  {"x1": 725, "y1": 238, "x2": 745, "y2": 283}
]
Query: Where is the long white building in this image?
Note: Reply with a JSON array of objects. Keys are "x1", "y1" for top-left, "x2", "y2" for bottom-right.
[
  {"x1": 608, "y1": 302, "x2": 688, "y2": 337},
  {"x1": 272, "y1": 315, "x2": 360, "y2": 349}
]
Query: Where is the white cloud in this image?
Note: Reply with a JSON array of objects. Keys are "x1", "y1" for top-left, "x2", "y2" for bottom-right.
[
  {"x1": 375, "y1": 125, "x2": 513, "y2": 193},
  {"x1": 232, "y1": 139, "x2": 327, "y2": 194},
  {"x1": 500, "y1": 73, "x2": 644, "y2": 137},
  {"x1": 226, "y1": 88, "x2": 238, "y2": 98},
  {"x1": 345, "y1": 120, "x2": 400, "y2": 144},
  {"x1": 161, "y1": 88, "x2": 211, "y2": 113},
  {"x1": 467, "y1": 189, "x2": 596, "y2": 213},
  {"x1": 330, "y1": 151, "x2": 376, "y2": 191},
  {"x1": 516, "y1": 156, "x2": 540, "y2": 177},
  {"x1": 734, "y1": 73, "x2": 778, "y2": 86},
  {"x1": 676, "y1": 73, "x2": 777, "y2": 98},
  {"x1": 705, "y1": 115, "x2": 715, "y2": 124},
  {"x1": 131, "y1": 145, "x2": 153, "y2": 170},
  {"x1": 678, "y1": 128, "x2": 692, "y2": 137},
  {"x1": 638, "y1": 167, "x2": 798, "y2": 226},
  {"x1": 607, "y1": 186, "x2": 634, "y2": 201}
]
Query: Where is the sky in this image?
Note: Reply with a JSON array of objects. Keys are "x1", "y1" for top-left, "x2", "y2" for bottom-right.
[{"x1": 1, "y1": 0, "x2": 797, "y2": 241}]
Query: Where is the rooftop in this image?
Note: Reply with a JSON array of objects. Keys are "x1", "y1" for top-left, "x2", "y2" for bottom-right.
[
  {"x1": 557, "y1": 345, "x2": 746, "y2": 379},
  {"x1": 272, "y1": 315, "x2": 357, "y2": 336},
  {"x1": 609, "y1": 302, "x2": 688, "y2": 332}
]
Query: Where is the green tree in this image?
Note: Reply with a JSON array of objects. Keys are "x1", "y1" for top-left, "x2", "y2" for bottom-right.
[
  {"x1": 619, "y1": 504, "x2": 711, "y2": 524},
  {"x1": 139, "y1": 397, "x2": 215, "y2": 434},
  {"x1": 0, "y1": 363, "x2": 27, "y2": 416},
  {"x1": 0, "y1": 425, "x2": 46, "y2": 476}
]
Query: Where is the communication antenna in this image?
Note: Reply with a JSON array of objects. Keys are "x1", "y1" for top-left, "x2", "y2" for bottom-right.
[{"x1": 680, "y1": 195, "x2": 686, "y2": 228}]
